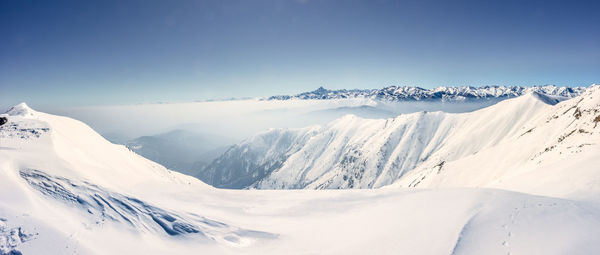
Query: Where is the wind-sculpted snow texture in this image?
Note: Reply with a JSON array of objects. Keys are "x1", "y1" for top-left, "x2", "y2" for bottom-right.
[
  {"x1": 1, "y1": 86, "x2": 600, "y2": 254},
  {"x1": 267, "y1": 85, "x2": 585, "y2": 101},
  {"x1": 204, "y1": 87, "x2": 600, "y2": 190},
  {"x1": 0, "y1": 218, "x2": 36, "y2": 255},
  {"x1": 0, "y1": 103, "x2": 277, "y2": 253},
  {"x1": 0, "y1": 104, "x2": 49, "y2": 139},
  {"x1": 19, "y1": 169, "x2": 274, "y2": 242}
]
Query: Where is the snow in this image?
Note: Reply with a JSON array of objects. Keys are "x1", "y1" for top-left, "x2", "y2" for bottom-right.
[
  {"x1": 391, "y1": 85, "x2": 600, "y2": 199},
  {"x1": 267, "y1": 85, "x2": 586, "y2": 101},
  {"x1": 204, "y1": 90, "x2": 568, "y2": 189},
  {"x1": 48, "y1": 90, "x2": 533, "y2": 142},
  {"x1": 0, "y1": 86, "x2": 599, "y2": 254},
  {"x1": 0, "y1": 217, "x2": 37, "y2": 255},
  {"x1": 5, "y1": 103, "x2": 35, "y2": 118},
  {"x1": 40, "y1": 85, "x2": 584, "y2": 178}
]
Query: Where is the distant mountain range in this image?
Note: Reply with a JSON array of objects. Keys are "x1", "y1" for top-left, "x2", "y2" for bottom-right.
[
  {"x1": 2, "y1": 86, "x2": 600, "y2": 254},
  {"x1": 201, "y1": 86, "x2": 599, "y2": 189},
  {"x1": 266, "y1": 85, "x2": 586, "y2": 102}
]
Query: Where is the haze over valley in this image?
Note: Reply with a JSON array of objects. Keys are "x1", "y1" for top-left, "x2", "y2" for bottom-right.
[{"x1": 1, "y1": 0, "x2": 599, "y2": 254}]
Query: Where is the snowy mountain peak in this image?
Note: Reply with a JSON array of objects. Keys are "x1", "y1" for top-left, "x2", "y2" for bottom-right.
[
  {"x1": 267, "y1": 85, "x2": 587, "y2": 102},
  {"x1": 2, "y1": 88, "x2": 600, "y2": 254},
  {"x1": 587, "y1": 84, "x2": 600, "y2": 92},
  {"x1": 201, "y1": 88, "x2": 599, "y2": 190},
  {"x1": 5, "y1": 102, "x2": 36, "y2": 117},
  {"x1": 314, "y1": 86, "x2": 328, "y2": 94}
]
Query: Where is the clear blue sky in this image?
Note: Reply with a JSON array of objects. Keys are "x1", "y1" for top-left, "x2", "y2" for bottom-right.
[{"x1": 1, "y1": 0, "x2": 599, "y2": 108}]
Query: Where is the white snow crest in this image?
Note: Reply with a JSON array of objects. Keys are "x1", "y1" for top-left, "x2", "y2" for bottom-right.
[{"x1": 5, "y1": 103, "x2": 36, "y2": 118}]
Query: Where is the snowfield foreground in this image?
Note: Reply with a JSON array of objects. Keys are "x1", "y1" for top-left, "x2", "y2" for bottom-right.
[{"x1": 1, "y1": 85, "x2": 600, "y2": 254}]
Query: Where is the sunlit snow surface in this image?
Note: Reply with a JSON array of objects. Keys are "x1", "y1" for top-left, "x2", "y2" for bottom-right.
[
  {"x1": 1, "y1": 86, "x2": 600, "y2": 254},
  {"x1": 203, "y1": 89, "x2": 600, "y2": 192}
]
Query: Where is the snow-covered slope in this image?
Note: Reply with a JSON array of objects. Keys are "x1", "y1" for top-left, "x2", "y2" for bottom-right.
[
  {"x1": 202, "y1": 86, "x2": 599, "y2": 191},
  {"x1": 268, "y1": 85, "x2": 585, "y2": 102},
  {"x1": 0, "y1": 103, "x2": 203, "y2": 192},
  {"x1": 390, "y1": 85, "x2": 600, "y2": 199},
  {"x1": 0, "y1": 103, "x2": 276, "y2": 254},
  {"x1": 198, "y1": 127, "x2": 319, "y2": 188},
  {"x1": 2, "y1": 101, "x2": 600, "y2": 254}
]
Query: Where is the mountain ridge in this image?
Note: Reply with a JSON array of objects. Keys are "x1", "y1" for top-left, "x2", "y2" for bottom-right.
[
  {"x1": 2, "y1": 91, "x2": 600, "y2": 254},
  {"x1": 200, "y1": 87, "x2": 599, "y2": 191},
  {"x1": 266, "y1": 85, "x2": 587, "y2": 102}
]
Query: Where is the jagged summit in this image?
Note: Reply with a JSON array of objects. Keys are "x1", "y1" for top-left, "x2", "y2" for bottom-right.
[
  {"x1": 5, "y1": 102, "x2": 36, "y2": 117},
  {"x1": 267, "y1": 85, "x2": 587, "y2": 101},
  {"x1": 1, "y1": 86, "x2": 600, "y2": 254},
  {"x1": 313, "y1": 86, "x2": 328, "y2": 94}
]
